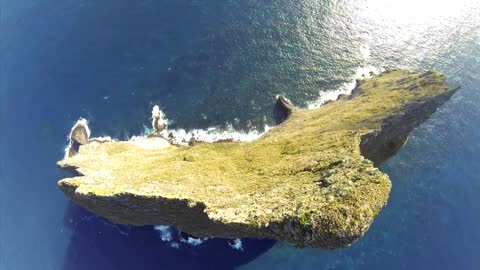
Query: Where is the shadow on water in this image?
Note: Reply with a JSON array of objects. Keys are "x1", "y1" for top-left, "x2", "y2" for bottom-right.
[{"x1": 62, "y1": 202, "x2": 276, "y2": 270}]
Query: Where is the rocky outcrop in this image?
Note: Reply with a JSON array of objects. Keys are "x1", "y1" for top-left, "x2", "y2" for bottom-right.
[
  {"x1": 57, "y1": 70, "x2": 458, "y2": 249},
  {"x1": 66, "y1": 118, "x2": 91, "y2": 157},
  {"x1": 360, "y1": 87, "x2": 458, "y2": 166},
  {"x1": 273, "y1": 95, "x2": 296, "y2": 124}
]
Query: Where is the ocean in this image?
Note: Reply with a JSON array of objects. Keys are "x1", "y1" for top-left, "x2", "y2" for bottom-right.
[{"x1": 1, "y1": 0, "x2": 479, "y2": 269}]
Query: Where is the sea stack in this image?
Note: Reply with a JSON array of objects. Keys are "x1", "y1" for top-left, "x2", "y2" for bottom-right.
[
  {"x1": 66, "y1": 118, "x2": 91, "y2": 158},
  {"x1": 57, "y1": 70, "x2": 459, "y2": 249}
]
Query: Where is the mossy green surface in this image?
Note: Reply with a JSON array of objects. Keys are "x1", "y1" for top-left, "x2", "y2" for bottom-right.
[{"x1": 57, "y1": 70, "x2": 458, "y2": 249}]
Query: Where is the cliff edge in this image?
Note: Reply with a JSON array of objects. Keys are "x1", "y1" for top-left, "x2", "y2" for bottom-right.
[{"x1": 57, "y1": 70, "x2": 458, "y2": 249}]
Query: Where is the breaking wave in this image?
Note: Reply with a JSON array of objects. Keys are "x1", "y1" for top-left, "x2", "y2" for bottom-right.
[
  {"x1": 153, "y1": 225, "x2": 242, "y2": 250},
  {"x1": 157, "y1": 124, "x2": 271, "y2": 146},
  {"x1": 229, "y1": 239, "x2": 244, "y2": 251},
  {"x1": 153, "y1": 225, "x2": 173, "y2": 241},
  {"x1": 307, "y1": 65, "x2": 382, "y2": 109}
]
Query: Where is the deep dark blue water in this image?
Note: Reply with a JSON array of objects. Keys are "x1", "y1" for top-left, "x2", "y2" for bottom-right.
[{"x1": 1, "y1": 0, "x2": 479, "y2": 269}]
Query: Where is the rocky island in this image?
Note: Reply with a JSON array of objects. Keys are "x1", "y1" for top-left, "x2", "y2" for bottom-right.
[{"x1": 57, "y1": 70, "x2": 458, "y2": 249}]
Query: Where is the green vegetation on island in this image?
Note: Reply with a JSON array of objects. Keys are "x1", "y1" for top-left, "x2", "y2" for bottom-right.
[{"x1": 57, "y1": 70, "x2": 458, "y2": 249}]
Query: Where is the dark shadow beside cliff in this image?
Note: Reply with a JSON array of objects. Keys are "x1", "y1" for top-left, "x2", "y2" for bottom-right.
[{"x1": 62, "y1": 202, "x2": 275, "y2": 270}]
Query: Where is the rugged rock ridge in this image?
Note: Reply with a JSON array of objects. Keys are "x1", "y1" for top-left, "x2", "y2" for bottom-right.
[{"x1": 57, "y1": 70, "x2": 459, "y2": 249}]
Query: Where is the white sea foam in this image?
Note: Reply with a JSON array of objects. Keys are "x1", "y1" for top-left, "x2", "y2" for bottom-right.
[
  {"x1": 152, "y1": 105, "x2": 161, "y2": 118},
  {"x1": 137, "y1": 104, "x2": 272, "y2": 145},
  {"x1": 180, "y1": 236, "x2": 208, "y2": 246},
  {"x1": 158, "y1": 124, "x2": 271, "y2": 146},
  {"x1": 153, "y1": 225, "x2": 173, "y2": 241},
  {"x1": 152, "y1": 226, "x2": 212, "y2": 248},
  {"x1": 90, "y1": 136, "x2": 113, "y2": 143},
  {"x1": 129, "y1": 135, "x2": 148, "y2": 141},
  {"x1": 307, "y1": 65, "x2": 383, "y2": 109},
  {"x1": 152, "y1": 105, "x2": 167, "y2": 132},
  {"x1": 229, "y1": 238, "x2": 243, "y2": 251}
]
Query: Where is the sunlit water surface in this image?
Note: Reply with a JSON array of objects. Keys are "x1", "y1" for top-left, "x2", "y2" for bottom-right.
[{"x1": 1, "y1": 0, "x2": 479, "y2": 269}]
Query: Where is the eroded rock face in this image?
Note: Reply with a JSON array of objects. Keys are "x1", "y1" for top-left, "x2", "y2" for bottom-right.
[
  {"x1": 359, "y1": 88, "x2": 458, "y2": 166},
  {"x1": 273, "y1": 95, "x2": 296, "y2": 125},
  {"x1": 57, "y1": 70, "x2": 458, "y2": 249},
  {"x1": 67, "y1": 119, "x2": 90, "y2": 157}
]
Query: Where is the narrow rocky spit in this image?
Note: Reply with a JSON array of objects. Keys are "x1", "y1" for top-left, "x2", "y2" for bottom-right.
[{"x1": 57, "y1": 70, "x2": 459, "y2": 249}]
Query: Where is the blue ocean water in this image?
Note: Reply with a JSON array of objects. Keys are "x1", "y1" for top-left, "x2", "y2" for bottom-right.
[{"x1": 1, "y1": 0, "x2": 479, "y2": 269}]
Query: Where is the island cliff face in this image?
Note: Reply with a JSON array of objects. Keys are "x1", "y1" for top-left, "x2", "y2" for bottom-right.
[{"x1": 57, "y1": 70, "x2": 458, "y2": 249}]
